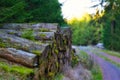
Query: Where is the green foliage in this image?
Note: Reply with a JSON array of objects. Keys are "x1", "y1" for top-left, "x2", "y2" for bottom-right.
[
  {"x1": 78, "y1": 50, "x2": 102, "y2": 80},
  {"x1": 69, "y1": 15, "x2": 102, "y2": 45},
  {"x1": 0, "y1": 0, "x2": 30, "y2": 23},
  {"x1": 0, "y1": 0, "x2": 65, "y2": 25},
  {"x1": 95, "y1": 50, "x2": 120, "y2": 68},
  {"x1": 103, "y1": 49, "x2": 120, "y2": 58},
  {"x1": 53, "y1": 73, "x2": 63, "y2": 80},
  {"x1": 21, "y1": 29, "x2": 34, "y2": 40},
  {"x1": 91, "y1": 64, "x2": 102, "y2": 80},
  {"x1": 71, "y1": 49, "x2": 79, "y2": 67},
  {"x1": 27, "y1": 0, "x2": 65, "y2": 24},
  {"x1": 78, "y1": 50, "x2": 93, "y2": 69},
  {"x1": 102, "y1": 0, "x2": 120, "y2": 51},
  {"x1": 71, "y1": 54, "x2": 79, "y2": 67}
]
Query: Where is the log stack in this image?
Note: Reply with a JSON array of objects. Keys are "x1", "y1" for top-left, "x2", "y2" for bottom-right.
[{"x1": 0, "y1": 23, "x2": 73, "y2": 80}]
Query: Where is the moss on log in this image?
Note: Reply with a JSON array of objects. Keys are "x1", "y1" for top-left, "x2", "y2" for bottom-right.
[{"x1": 0, "y1": 23, "x2": 73, "y2": 80}]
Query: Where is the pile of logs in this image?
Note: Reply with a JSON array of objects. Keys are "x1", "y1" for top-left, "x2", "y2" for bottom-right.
[{"x1": 0, "y1": 23, "x2": 73, "y2": 80}]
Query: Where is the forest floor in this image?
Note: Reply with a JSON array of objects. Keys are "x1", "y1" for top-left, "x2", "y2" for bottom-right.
[{"x1": 79, "y1": 46, "x2": 120, "y2": 80}]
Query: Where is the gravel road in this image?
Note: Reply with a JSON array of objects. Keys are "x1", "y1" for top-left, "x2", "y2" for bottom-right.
[
  {"x1": 97, "y1": 52, "x2": 120, "y2": 64},
  {"x1": 79, "y1": 46, "x2": 120, "y2": 80}
]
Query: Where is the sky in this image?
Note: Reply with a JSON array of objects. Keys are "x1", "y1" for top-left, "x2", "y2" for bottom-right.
[{"x1": 59, "y1": 0, "x2": 104, "y2": 20}]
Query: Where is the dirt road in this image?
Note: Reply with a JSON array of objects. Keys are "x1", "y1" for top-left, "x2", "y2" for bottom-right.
[{"x1": 79, "y1": 46, "x2": 120, "y2": 80}]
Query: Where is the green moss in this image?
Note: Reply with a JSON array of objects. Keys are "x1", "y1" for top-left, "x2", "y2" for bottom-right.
[
  {"x1": 63, "y1": 40, "x2": 67, "y2": 44},
  {"x1": 21, "y1": 29, "x2": 35, "y2": 41},
  {"x1": 39, "y1": 33, "x2": 46, "y2": 38},
  {"x1": 53, "y1": 73, "x2": 63, "y2": 80},
  {"x1": 0, "y1": 62, "x2": 34, "y2": 76},
  {"x1": 8, "y1": 32, "x2": 15, "y2": 35},
  {"x1": 0, "y1": 42, "x2": 6, "y2": 48},
  {"x1": 48, "y1": 72, "x2": 55, "y2": 77},
  {"x1": 54, "y1": 44, "x2": 57, "y2": 47},
  {"x1": 39, "y1": 28, "x2": 50, "y2": 32},
  {"x1": 55, "y1": 62, "x2": 59, "y2": 69},
  {"x1": 55, "y1": 49, "x2": 58, "y2": 54},
  {"x1": 0, "y1": 24, "x2": 3, "y2": 27},
  {"x1": 0, "y1": 39, "x2": 7, "y2": 48},
  {"x1": 34, "y1": 41, "x2": 43, "y2": 45},
  {"x1": 32, "y1": 50, "x2": 42, "y2": 55},
  {"x1": 71, "y1": 55, "x2": 79, "y2": 67}
]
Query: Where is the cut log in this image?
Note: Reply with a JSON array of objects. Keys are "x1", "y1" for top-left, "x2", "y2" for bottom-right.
[
  {"x1": 1, "y1": 23, "x2": 60, "y2": 32},
  {"x1": 0, "y1": 29, "x2": 55, "y2": 40},
  {"x1": 0, "y1": 23, "x2": 74, "y2": 79},
  {"x1": 0, "y1": 48, "x2": 38, "y2": 68},
  {"x1": 34, "y1": 32, "x2": 55, "y2": 40},
  {"x1": 0, "y1": 33, "x2": 49, "y2": 55}
]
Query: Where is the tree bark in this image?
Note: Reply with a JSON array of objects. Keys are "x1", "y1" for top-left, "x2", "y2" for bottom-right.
[
  {"x1": 0, "y1": 48, "x2": 38, "y2": 68},
  {"x1": 0, "y1": 33, "x2": 49, "y2": 54},
  {"x1": 2, "y1": 23, "x2": 60, "y2": 32}
]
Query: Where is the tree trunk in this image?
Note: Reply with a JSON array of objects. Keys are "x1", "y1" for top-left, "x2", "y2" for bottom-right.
[{"x1": 0, "y1": 48, "x2": 38, "y2": 68}]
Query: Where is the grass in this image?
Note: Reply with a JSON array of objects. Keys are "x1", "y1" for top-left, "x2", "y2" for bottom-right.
[
  {"x1": 91, "y1": 64, "x2": 103, "y2": 80},
  {"x1": 0, "y1": 61, "x2": 34, "y2": 76},
  {"x1": 78, "y1": 50, "x2": 102, "y2": 80},
  {"x1": 53, "y1": 73, "x2": 64, "y2": 80},
  {"x1": 95, "y1": 52, "x2": 120, "y2": 68},
  {"x1": 102, "y1": 49, "x2": 120, "y2": 58},
  {"x1": 78, "y1": 50, "x2": 93, "y2": 69},
  {"x1": 93, "y1": 47, "x2": 120, "y2": 58},
  {"x1": 92, "y1": 48, "x2": 120, "y2": 68}
]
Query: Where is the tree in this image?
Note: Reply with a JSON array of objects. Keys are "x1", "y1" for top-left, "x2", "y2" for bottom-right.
[
  {"x1": 0, "y1": 0, "x2": 65, "y2": 25},
  {"x1": 102, "y1": 0, "x2": 120, "y2": 51},
  {"x1": 69, "y1": 14, "x2": 102, "y2": 45},
  {"x1": 0, "y1": 0, "x2": 30, "y2": 23},
  {"x1": 27, "y1": 0, "x2": 64, "y2": 24}
]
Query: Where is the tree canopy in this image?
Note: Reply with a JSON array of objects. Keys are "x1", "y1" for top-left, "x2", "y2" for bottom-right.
[
  {"x1": 102, "y1": 0, "x2": 120, "y2": 51},
  {"x1": 0, "y1": 0, "x2": 65, "y2": 24}
]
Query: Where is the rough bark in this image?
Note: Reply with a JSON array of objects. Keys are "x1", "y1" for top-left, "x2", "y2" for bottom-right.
[
  {"x1": 0, "y1": 29, "x2": 55, "y2": 40},
  {"x1": 0, "y1": 33, "x2": 49, "y2": 54},
  {"x1": 0, "y1": 23, "x2": 73, "y2": 80},
  {"x1": 0, "y1": 48, "x2": 38, "y2": 68},
  {"x1": 2, "y1": 23, "x2": 60, "y2": 32}
]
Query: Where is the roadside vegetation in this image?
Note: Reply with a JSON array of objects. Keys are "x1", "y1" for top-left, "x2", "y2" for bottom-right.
[
  {"x1": 102, "y1": 49, "x2": 120, "y2": 58},
  {"x1": 0, "y1": 61, "x2": 34, "y2": 80},
  {"x1": 78, "y1": 50, "x2": 103, "y2": 80},
  {"x1": 94, "y1": 51, "x2": 120, "y2": 68},
  {"x1": 69, "y1": 13, "x2": 103, "y2": 45},
  {"x1": 53, "y1": 73, "x2": 64, "y2": 80},
  {"x1": 91, "y1": 64, "x2": 103, "y2": 80}
]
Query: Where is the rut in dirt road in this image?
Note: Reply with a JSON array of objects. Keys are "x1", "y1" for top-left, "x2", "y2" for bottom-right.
[
  {"x1": 97, "y1": 52, "x2": 120, "y2": 64},
  {"x1": 79, "y1": 46, "x2": 120, "y2": 80},
  {"x1": 86, "y1": 51, "x2": 120, "y2": 80}
]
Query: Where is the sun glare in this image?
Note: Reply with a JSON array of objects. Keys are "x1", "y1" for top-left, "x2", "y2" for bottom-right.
[{"x1": 59, "y1": 0, "x2": 99, "y2": 20}]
